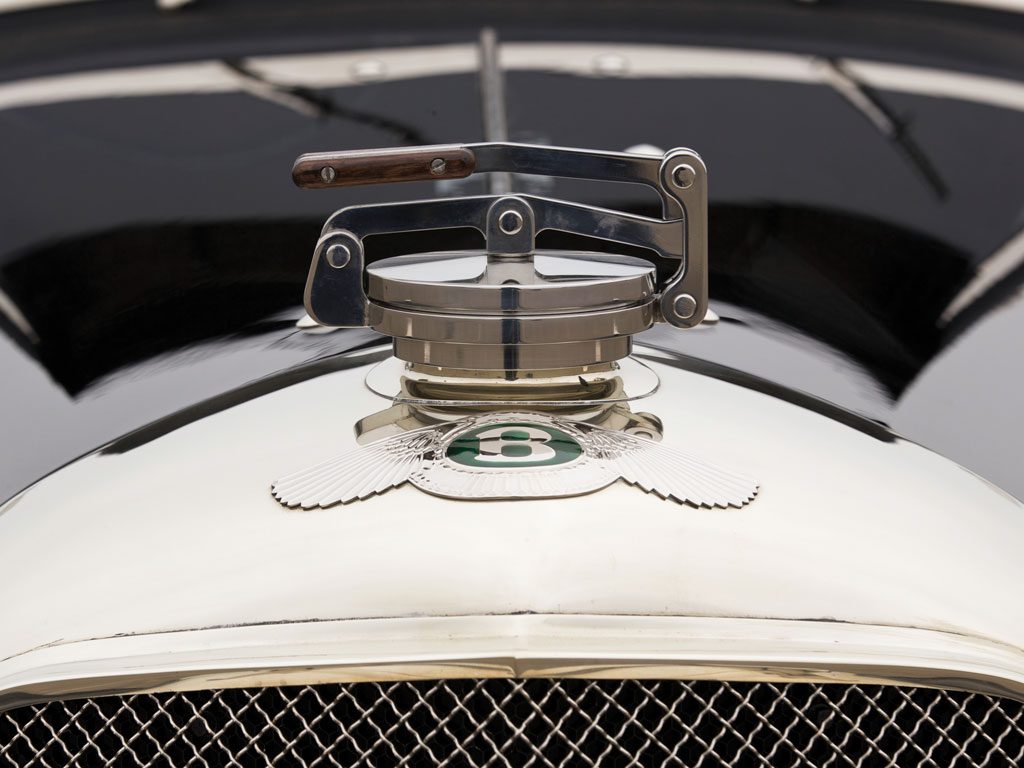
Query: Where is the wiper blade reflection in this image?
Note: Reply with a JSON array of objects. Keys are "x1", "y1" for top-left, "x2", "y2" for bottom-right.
[{"x1": 815, "y1": 57, "x2": 948, "y2": 200}]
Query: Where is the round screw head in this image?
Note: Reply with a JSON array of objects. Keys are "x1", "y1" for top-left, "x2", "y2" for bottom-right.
[
  {"x1": 498, "y1": 209, "x2": 524, "y2": 235},
  {"x1": 325, "y1": 243, "x2": 351, "y2": 269},
  {"x1": 672, "y1": 293, "x2": 698, "y2": 320},
  {"x1": 320, "y1": 166, "x2": 336, "y2": 183},
  {"x1": 672, "y1": 164, "x2": 696, "y2": 189},
  {"x1": 430, "y1": 158, "x2": 447, "y2": 175}
]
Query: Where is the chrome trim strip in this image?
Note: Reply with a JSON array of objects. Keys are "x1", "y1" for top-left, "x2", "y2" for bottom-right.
[{"x1": 3, "y1": 615, "x2": 1023, "y2": 712}]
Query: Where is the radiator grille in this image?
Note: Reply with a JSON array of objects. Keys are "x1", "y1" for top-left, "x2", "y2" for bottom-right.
[{"x1": 2, "y1": 679, "x2": 1023, "y2": 767}]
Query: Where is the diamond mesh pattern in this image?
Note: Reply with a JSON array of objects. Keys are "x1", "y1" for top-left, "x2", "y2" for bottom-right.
[{"x1": 2, "y1": 679, "x2": 1023, "y2": 767}]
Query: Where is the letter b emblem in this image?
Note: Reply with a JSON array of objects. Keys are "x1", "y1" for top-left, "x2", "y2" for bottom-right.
[{"x1": 446, "y1": 422, "x2": 583, "y2": 469}]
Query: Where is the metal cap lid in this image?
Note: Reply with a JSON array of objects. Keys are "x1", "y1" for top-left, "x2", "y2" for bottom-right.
[{"x1": 367, "y1": 250, "x2": 655, "y2": 315}]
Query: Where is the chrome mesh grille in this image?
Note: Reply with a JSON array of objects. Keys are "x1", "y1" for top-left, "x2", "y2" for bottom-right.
[{"x1": 2, "y1": 680, "x2": 1023, "y2": 767}]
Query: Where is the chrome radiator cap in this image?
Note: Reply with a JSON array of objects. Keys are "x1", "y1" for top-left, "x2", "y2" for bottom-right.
[{"x1": 294, "y1": 143, "x2": 706, "y2": 371}]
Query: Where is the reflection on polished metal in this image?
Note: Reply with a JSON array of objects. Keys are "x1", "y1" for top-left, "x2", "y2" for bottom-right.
[
  {"x1": 293, "y1": 142, "x2": 708, "y2": 374},
  {"x1": 272, "y1": 411, "x2": 758, "y2": 508}
]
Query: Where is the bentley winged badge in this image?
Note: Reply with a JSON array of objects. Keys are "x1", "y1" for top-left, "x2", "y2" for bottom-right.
[
  {"x1": 272, "y1": 412, "x2": 758, "y2": 509},
  {"x1": 274, "y1": 142, "x2": 758, "y2": 508}
]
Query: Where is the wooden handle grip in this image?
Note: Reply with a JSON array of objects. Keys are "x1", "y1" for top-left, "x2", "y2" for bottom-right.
[{"x1": 292, "y1": 146, "x2": 476, "y2": 188}]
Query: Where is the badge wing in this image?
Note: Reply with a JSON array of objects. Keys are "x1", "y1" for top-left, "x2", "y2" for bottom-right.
[
  {"x1": 271, "y1": 426, "x2": 442, "y2": 509},
  {"x1": 580, "y1": 426, "x2": 759, "y2": 509}
]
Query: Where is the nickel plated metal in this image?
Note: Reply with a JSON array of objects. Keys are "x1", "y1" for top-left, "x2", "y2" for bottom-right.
[{"x1": 294, "y1": 142, "x2": 707, "y2": 374}]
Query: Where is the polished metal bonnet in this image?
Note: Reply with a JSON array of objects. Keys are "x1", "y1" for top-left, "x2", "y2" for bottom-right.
[{"x1": 293, "y1": 143, "x2": 707, "y2": 373}]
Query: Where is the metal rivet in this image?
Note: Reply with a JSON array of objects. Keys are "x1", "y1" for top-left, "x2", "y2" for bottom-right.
[
  {"x1": 498, "y1": 209, "x2": 524, "y2": 235},
  {"x1": 320, "y1": 166, "x2": 336, "y2": 183},
  {"x1": 672, "y1": 293, "x2": 698, "y2": 320},
  {"x1": 672, "y1": 164, "x2": 696, "y2": 189},
  {"x1": 325, "y1": 243, "x2": 351, "y2": 269},
  {"x1": 430, "y1": 158, "x2": 447, "y2": 175}
]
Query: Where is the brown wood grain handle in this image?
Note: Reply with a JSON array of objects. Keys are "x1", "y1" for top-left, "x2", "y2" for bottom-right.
[{"x1": 292, "y1": 146, "x2": 476, "y2": 188}]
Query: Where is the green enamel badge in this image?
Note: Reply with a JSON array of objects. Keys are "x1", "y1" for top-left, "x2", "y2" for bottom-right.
[{"x1": 446, "y1": 422, "x2": 583, "y2": 469}]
